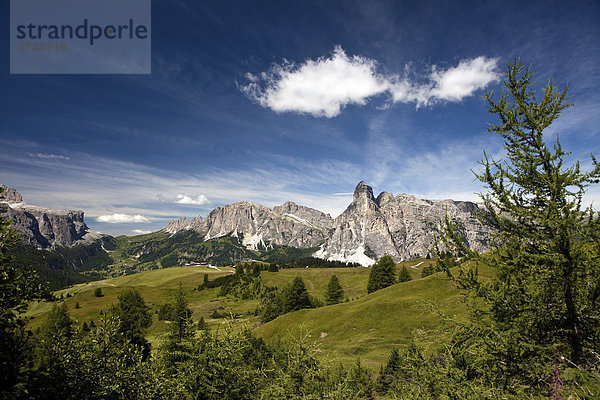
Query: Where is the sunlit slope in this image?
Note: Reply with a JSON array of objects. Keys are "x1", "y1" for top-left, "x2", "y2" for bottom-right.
[
  {"x1": 255, "y1": 271, "x2": 467, "y2": 369},
  {"x1": 25, "y1": 257, "x2": 487, "y2": 368},
  {"x1": 260, "y1": 258, "x2": 435, "y2": 301},
  {"x1": 26, "y1": 266, "x2": 235, "y2": 331}
]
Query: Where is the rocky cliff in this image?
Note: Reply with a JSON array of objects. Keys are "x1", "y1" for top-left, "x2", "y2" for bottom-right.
[
  {"x1": 0, "y1": 184, "x2": 100, "y2": 249},
  {"x1": 163, "y1": 182, "x2": 490, "y2": 264},
  {"x1": 164, "y1": 201, "x2": 333, "y2": 250},
  {"x1": 314, "y1": 182, "x2": 490, "y2": 266}
]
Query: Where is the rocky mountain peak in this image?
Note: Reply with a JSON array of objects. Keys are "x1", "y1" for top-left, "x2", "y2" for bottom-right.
[
  {"x1": 352, "y1": 181, "x2": 378, "y2": 213},
  {"x1": 353, "y1": 181, "x2": 374, "y2": 201},
  {"x1": 0, "y1": 184, "x2": 99, "y2": 249},
  {"x1": 316, "y1": 181, "x2": 491, "y2": 266},
  {"x1": 0, "y1": 185, "x2": 23, "y2": 203},
  {"x1": 376, "y1": 191, "x2": 394, "y2": 207}
]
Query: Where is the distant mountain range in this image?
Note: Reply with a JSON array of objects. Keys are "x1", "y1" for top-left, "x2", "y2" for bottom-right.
[
  {"x1": 0, "y1": 182, "x2": 491, "y2": 280},
  {"x1": 163, "y1": 181, "x2": 491, "y2": 266}
]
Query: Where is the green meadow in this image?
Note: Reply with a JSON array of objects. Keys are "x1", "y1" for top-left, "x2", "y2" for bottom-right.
[{"x1": 26, "y1": 257, "x2": 476, "y2": 368}]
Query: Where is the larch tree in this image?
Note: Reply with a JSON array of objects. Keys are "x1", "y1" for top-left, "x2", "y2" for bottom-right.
[{"x1": 442, "y1": 59, "x2": 600, "y2": 387}]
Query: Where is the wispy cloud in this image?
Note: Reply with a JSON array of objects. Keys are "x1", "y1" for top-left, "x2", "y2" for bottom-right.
[
  {"x1": 27, "y1": 152, "x2": 70, "y2": 160},
  {"x1": 97, "y1": 214, "x2": 151, "y2": 223},
  {"x1": 0, "y1": 140, "x2": 360, "y2": 233},
  {"x1": 175, "y1": 194, "x2": 210, "y2": 205},
  {"x1": 242, "y1": 46, "x2": 500, "y2": 117}
]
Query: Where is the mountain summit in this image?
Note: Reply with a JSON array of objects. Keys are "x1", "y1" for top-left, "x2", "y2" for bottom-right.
[
  {"x1": 315, "y1": 182, "x2": 490, "y2": 266},
  {"x1": 164, "y1": 201, "x2": 333, "y2": 250},
  {"x1": 0, "y1": 184, "x2": 99, "y2": 249},
  {"x1": 164, "y1": 182, "x2": 490, "y2": 266}
]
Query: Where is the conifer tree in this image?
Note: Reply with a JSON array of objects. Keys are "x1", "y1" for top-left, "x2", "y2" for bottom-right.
[
  {"x1": 38, "y1": 302, "x2": 74, "y2": 340},
  {"x1": 169, "y1": 283, "x2": 195, "y2": 342},
  {"x1": 110, "y1": 288, "x2": 152, "y2": 357},
  {"x1": 325, "y1": 275, "x2": 344, "y2": 305},
  {"x1": 398, "y1": 266, "x2": 411, "y2": 282},
  {"x1": 367, "y1": 256, "x2": 396, "y2": 293},
  {"x1": 282, "y1": 276, "x2": 311, "y2": 312},
  {"x1": 197, "y1": 316, "x2": 209, "y2": 331},
  {"x1": 443, "y1": 59, "x2": 600, "y2": 385}
]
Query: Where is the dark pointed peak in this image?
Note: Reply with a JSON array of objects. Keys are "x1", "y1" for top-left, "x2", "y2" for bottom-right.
[{"x1": 353, "y1": 181, "x2": 375, "y2": 202}]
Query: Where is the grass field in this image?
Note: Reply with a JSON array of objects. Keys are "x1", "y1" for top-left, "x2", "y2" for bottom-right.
[{"x1": 26, "y1": 257, "x2": 480, "y2": 368}]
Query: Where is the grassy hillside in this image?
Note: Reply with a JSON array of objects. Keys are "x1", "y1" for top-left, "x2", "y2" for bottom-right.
[
  {"x1": 256, "y1": 272, "x2": 463, "y2": 369},
  {"x1": 26, "y1": 257, "x2": 479, "y2": 368}
]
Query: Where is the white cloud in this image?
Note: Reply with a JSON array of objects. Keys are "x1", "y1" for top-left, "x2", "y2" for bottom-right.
[
  {"x1": 242, "y1": 46, "x2": 388, "y2": 118},
  {"x1": 175, "y1": 194, "x2": 210, "y2": 205},
  {"x1": 429, "y1": 57, "x2": 500, "y2": 102},
  {"x1": 131, "y1": 229, "x2": 152, "y2": 235},
  {"x1": 97, "y1": 214, "x2": 151, "y2": 223},
  {"x1": 242, "y1": 47, "x2": 500, "y2": 117}
]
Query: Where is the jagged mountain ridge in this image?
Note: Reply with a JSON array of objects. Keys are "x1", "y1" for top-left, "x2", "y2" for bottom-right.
[
  {"x1": 0, "y1": 184, "x2": 100, "y2": 249},
  {"x1": 164, "y1": 201, "x2": 334, "y2": 249},
  {"x1": 315, "y1": 182, "x2": 490, "y2": 266},
  {"x1": 164, "y1": 182, "x2": 491, "y2": 266}
]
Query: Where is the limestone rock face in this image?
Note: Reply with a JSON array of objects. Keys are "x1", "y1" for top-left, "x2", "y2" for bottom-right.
[
  {"x1": 163, "y1": 182, "x2": 490, "y2": 261},
  {"x1": 164, "y1": 215, "x2": 205, "y2": 234},
  {"x1": 164, "y1": 201, "x2": 333, "y2": 250},
  {"x1": 0, "y1": 185, "x2": 23, "y2": 203},
  {"x1": 315, "y1": 182, "x2": 490, "y2": 266},
  {"x1": 0, "y1": 185, "x2": 99, "y2": 249}
]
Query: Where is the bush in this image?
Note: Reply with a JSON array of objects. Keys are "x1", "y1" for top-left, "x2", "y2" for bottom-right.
[
  {"x1": 421, "y1": 265, "x2": 436, "y2": 278},
  {"x1": 367, "y1": 256, "x2": 396, "y2": 293},
  {"x1": 398, "y1": 266, "x2": 411, "y2": 282}
]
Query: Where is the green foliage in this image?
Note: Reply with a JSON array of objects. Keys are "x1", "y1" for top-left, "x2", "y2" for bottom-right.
[
  {"x1": 257, "y1": 276, "x2": 317, "y2": 322},
  {"x1": 197, "y1": 316, "x2": 209, "y2": 331},
  {"x1": 32, "y1": 312, "x2": 163, "y2": 400},
  {"x1": 0, "y1": 201, "x2": 50, "y2": 397},
  {"x1": 259, "y1": 245, "x2": 318, "y2": 265},
  {"x1": 100, "y1": 235, "x2": 118, "y2": 250},
  {"x1": 169, "y1": 283, "x2": 195, "y2": 343},
  {"x1": 438, "y1": 59, "x2": 600, "y2": 395},
  {"x1": 110, "y1": 288, "x2": 152, "y2": 357},
  {"x1": 420, "y1": 264, "x2": 436, "y2": 278},
  {"x1": 93, "y1": 287, "x2": 103, "y2": 297},
  {"x1": 398, "y1": 266, "x2": 412, "y2": 282},
  {"x1": 6, "y1": 242, "x2": 105, "y2": 291},
  {"x1": 367, "y1": 256, "x2": 396, "y2": 294},
  {"x1": 283, "y1": 276, "x2": 312, "y2": 312},
  {"x1": 376, "y1": 348, "x2": 401, "y2": 393},
  {"x1": 131, "y1": 231, "x2": 259, "y2": 267},
  {"x1": 288, "y1": 256, "x2": 361, "y2": 268},
  {"x1": 218, "y1": 263, "x2": 265, "y2": 298},
  {"x1": 157, "y1": 302, "x2": 175, "y2": 321},
  {"x1": 160, "y1": 252, "x2": 179, "y2": 268},
  {"x1": 325, "y1": 274, "x2": 345, "y2": 305},
  {"x1": 38, "y1": 302, "x2": 74, "y2": 340}
]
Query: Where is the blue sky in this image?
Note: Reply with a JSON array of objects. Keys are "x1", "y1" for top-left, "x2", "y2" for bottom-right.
[{"x1": 1, "y1": 0, "x2": 599, "y2": 236}]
